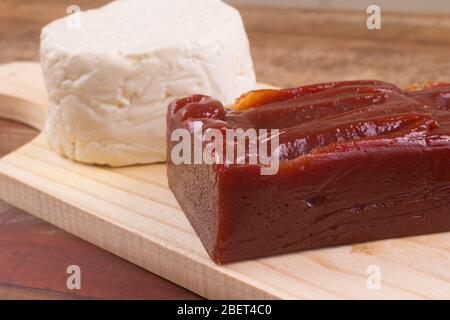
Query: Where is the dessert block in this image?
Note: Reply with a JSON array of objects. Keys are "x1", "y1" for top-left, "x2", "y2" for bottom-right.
[{"x1": 167, "y1": 80, "x2": 450, "y2": 264}]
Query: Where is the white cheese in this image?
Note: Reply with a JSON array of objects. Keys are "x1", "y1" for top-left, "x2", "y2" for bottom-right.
[{"x1": 40, "y1": 0, "x2": 256, "y2": 166}]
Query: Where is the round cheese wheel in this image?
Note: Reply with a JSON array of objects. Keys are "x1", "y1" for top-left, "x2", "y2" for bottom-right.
[{"x1": 40, "y1": 0, "x2": 256, "y2": 166}]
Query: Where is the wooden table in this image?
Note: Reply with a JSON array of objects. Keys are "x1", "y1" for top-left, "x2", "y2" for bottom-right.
[
  {"x1": 0, "y1": 126, "x2": 202, "y2": 300},
  {"x1": 1, "y1": 0, "x2": 449, "y2": 299}
]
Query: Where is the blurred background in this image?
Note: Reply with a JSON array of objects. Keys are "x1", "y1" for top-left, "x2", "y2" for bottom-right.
[
  {"x1": 0, "y1": 0, "x2": 449, "y2": 299},
  {"x1": 1, "y1": 0, "x2": 449, "y2": 87},
  {"x1": 228, "y1": 0, "x2": 450, "y2": 13}
]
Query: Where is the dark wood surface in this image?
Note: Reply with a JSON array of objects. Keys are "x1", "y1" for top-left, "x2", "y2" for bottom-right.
[
  {"x1": 0, "y1": 124, "x2": 201, "y2": 300},
  {"x1": 1, "y1": 0, "x2": 450, "y2": 299},
  {"x1": 0, "y1": 0, "x2": 202, "y2": 300}
]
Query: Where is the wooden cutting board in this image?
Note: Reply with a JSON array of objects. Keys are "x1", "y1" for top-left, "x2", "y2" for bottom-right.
[{"x1": 0, "y1": 62, "x2": 449, "y2": 299}]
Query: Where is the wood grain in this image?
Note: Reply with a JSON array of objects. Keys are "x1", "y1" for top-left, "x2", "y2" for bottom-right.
[
  {"x1": 243, "y1": 7, "x2": 450, "y2": 87},
  {"x1": 2, "y1": 1, "x2": 450, "y2": 87},
  {"x1": 0, "y1": 123, "x2": 200, "y2": 300},
  {"x1": 0, "y1": 0, "x2": 449, "y2": 300},
  {"x1": 2, "y1": 134, "x2": 450, "y2": 299},
  {"x1": 0, "y1": 198, "x2": 201, "y2": 300},
  {"x1": 0, "y1": 74, "x2": 200, "y2": 300},
  {"x1": 0, "y1": 119, "x2": 37, "y2": 156},
  {"x1": 0, "y1": 119, "x2": 201, "y2": 300},
  {"x1": 1, "y1": 63, "x2": 449, "y2": 299}
]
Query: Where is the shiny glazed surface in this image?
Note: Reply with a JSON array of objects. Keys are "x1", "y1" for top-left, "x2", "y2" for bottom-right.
[
  {"x1": 169, "y1": 80, "x2": 449, "y2": 160},
  {"x1": 167, "y1": 80, "x2": 450, "y2": 264}
]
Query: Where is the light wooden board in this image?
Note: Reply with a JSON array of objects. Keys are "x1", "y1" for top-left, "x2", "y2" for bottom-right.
[{"x1": 0, "y1": 62, "x2": 449, "y2": 299}]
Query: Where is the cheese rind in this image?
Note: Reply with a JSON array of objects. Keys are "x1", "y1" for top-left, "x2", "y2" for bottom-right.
[{"x1": 40, "y1": 0, "x2": 256, "y2": 166}]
